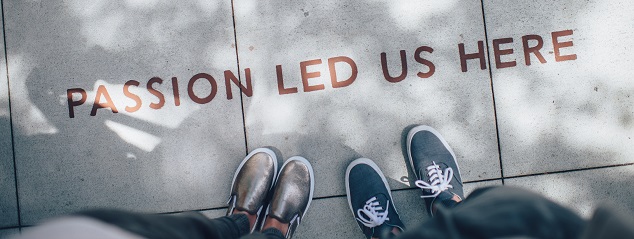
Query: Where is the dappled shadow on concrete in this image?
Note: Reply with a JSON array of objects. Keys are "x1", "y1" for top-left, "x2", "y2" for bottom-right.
[
  {"x1": 236, "y1": 0, "x2": 500, "y2": 198},
  {"x1": 0, "y1": 25, "x2": 19, "y2": 227},
  {"x1": 483, "y1": 0, "x2": 634, "y2": 176},
  {"x1": 1, "y1": 0, "x2": 632, "y2": 231},
  {"x1": 0, "y1": 117, "x2": 18, "y2": 228},
  {"x1": 4, "y1": 0, "x2": 246, "y2": 224}
]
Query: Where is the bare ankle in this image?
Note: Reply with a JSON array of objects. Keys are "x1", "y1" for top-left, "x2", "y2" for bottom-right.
[
  {"x1": 452, "y1": 194, "x2": 462, "y2": 203},
  {"x1": 392, "y1": 227, "x2": 402, "y2": 235}
]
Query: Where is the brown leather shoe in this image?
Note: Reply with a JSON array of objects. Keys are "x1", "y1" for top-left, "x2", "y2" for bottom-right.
[
  {"x1": 226, "y1": 148, "x2": 278, "y2": 232},
  {"x1": 264, "y1": 156, "x2": 314, "y2": 239}
]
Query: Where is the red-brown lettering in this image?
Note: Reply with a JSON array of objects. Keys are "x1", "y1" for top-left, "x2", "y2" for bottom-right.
[
  {"x1": 172, "y1": 77, "x2": 180, "y2": 106},
  {"x1": 328, "y1": 56, "x2": 357, "y2": 88},
  {"x1": 414, "y1": 46, "x2": 435, "y2": 78},
  {"x1": 91, "y1": 85, "x2": 118, "y2": 116},
  {"x1": 459, "y1": 41, "x2": 487, "y2": 72},
  {"x1": 147, "y1": 77, "x2": 165, "y2": 109},
  {"x1": 300, "y1": 59, "x2": 324, "y2": 92},
  {"x1": 123, "y1": 80, "x2": 142, "y2": 113},
  {"x1": 522, "y1": 35, "x2": 546, "y2": 65},
  {"x1": 187, "y1": 73, "x2": 217, "y2": 104},
  {"x1": 276, "y1": 65, "x2": 298, "y2": 95},
  {"x1": 381, "y1": 50, "x2": 407, "y2": 83},
  {"x1": 67, "y1": 88, "x2": 87, "y2": 118},
  {"x1": 493, "y1": 38, "x2": 516, "y2": 69},
  {"x1": 552, "y1": 30, "x2": 577, "y2": 62},
  {"x1": 224, "y1": 68, "x2": 253, "y2": 100}
]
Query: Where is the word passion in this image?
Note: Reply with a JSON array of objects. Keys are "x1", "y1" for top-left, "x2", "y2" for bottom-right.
[{"x1": 67, "y1": 29, "x2": 576, "y2": 118}]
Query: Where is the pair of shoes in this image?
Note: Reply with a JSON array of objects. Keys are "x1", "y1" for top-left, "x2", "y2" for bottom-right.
[
  {"x1": 226, "y1": 148, "x2": 314, "y2": 239},
  {"x1": 346, "y1": 125, "x2": 463, "y2": 238}
]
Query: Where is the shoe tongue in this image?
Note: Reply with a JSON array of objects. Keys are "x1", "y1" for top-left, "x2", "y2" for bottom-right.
[
  {"x1": 372, "y1": 193, "x2": 389, "y2": 202},
  {"x1": 370, "y1": 193, "x2": 392, "y2": 213}
]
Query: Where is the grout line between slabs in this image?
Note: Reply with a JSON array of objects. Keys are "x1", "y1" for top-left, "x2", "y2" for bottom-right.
[
  {"x1": 159, "y1": 205, "x2": 230, "y2": 215},
  {"x1": 479, "y1": 0, "x2": 505, "y2": 185},
  {"x1": 0, "y1": 226, "x2": 19, "y2": 230},
  {"x1": 1, "y1": 0, "x2": 22, "y2": 228},
  {"x1": 230, "y1": 0, "x2": 249, "y2": 155},
  {"x1": 502, "y1": 162, "x2": 634, "y2": 180}
]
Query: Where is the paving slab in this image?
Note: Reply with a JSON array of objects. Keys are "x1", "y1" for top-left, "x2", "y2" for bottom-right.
[
  {"x1": 484, "y1": 0, "x2": 634, "y2": 176},
  {"x1": 235, "y1": 0, "x2": 500, "y2": 199},
  {"x1": 0, "y1": 14, "x2": 19, "y2": 227},
  {"x1": 506, "y1": 165, "x2": 634, "y2": 218},
  {"x1": 199, "y1": 208, "x2": 227, "y2": 220},
  {"x1": 4, "y1": 0, "x2": 245, "y2": 225},
  {"x1": 0, "y1": 229, "x2": 19, "y2": 239},
  {"x1": 295, "y1": 180, "x2": 501, "y2": 239}
]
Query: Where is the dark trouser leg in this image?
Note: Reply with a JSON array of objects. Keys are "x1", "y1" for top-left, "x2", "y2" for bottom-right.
[
  {"x1": 240, "y1": 228, "x2": 285, "y2": 239},
  {"x1": 75, "y1": 209, "x2": 250, "y2": 239},
  {"x1": 397, "y1": 186, "x2": 586, "y2": 239}
]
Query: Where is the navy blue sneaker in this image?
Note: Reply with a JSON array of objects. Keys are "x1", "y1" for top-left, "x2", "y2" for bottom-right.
[
  {"x1": 346, "y1": 158, "x2": 405, "y2": 239},
  {"x1": 407, "y1": 125, "x2": 464, "y2": 216}
]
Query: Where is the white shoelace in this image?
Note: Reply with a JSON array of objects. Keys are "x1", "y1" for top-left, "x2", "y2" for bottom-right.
[
  {"x1": 414, "y1": 162, "x2": 454, "y2": 198},
  {"x1": 356, "y1": 197, "x2": 390, "y2": 228}
]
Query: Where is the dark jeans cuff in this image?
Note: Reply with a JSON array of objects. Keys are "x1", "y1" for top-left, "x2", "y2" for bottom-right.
[
  {"x1": 261, "y1": 227, "x2": 285, "y2": 239},
  {"x1": 437, "y1": 198, "x2": 460, "y2": 209},
  {"x1": 228, "y1": 214, "x2": 251, "y2": 236}
]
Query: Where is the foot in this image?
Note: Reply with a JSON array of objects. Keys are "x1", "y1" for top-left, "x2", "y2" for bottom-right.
[
  {"x1": 226, "y1": 148, "x2": 278, "y2": 232},
  {"x1": 262, "y1": 156, "x2": 314, "y2": 239},
  {"x1": 407, "y1": 125, "x2": 464, "y2": 216},
  {"x1": 346, "y1": 158, "x2": 405, "y2": 239}
]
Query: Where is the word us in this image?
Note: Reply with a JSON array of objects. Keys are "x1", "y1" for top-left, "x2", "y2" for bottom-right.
[{"x1": 67, "y1": 29, "x2": 576, "y2": 118}]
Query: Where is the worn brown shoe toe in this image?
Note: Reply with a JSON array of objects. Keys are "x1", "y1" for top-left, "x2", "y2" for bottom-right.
[{"x1": 264, "y1": 156, "x2": 314, "y2": 239}]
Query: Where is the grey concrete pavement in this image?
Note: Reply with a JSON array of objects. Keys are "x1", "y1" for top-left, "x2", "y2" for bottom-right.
[
  {"x1": 0, "y1": 13, "x2": 18, "y2": 228},
  {"x1": 4, "y1": 0, "x2": 246, "y2": 225},
  {"x1": 0, "y1": 1, "x2": 632, "y2": 239},
  {"x1": 484, "y1": 0, "x2": 634, "y2": 176}
]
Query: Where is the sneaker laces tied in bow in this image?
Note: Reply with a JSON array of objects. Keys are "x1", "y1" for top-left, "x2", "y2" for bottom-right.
[
  {"x1": 414, "y1": 162, "x2": 454, "y2": 198},
  {"x1": 356, "y1": 197, "x2": 390, "y2": 228}
]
